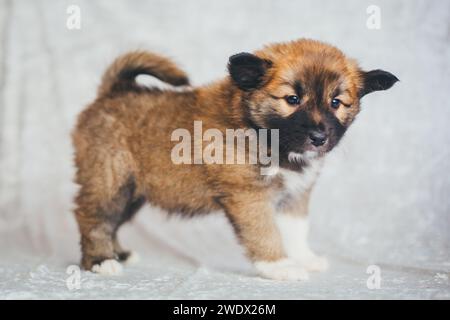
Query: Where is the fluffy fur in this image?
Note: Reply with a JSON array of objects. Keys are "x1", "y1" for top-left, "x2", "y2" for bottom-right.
[{"x1": 72, "y1": 39, "x2": 398, "y2": 279}]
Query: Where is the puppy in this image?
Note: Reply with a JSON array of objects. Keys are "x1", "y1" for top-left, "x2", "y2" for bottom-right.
[{"x1": 72, "y1": 39, "x2": 398, "y2": 280}]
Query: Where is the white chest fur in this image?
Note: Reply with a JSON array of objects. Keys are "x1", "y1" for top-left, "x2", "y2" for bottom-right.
[
  {"x1": 269, "y1": 155, "x2": 324, "y2": 211},
  {"x1": 277, "y1": 157, "x2": 324, "y2": 198}
]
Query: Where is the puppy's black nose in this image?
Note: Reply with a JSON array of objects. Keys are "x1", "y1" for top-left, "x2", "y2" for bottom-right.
[{"x1": 309, "y1": 130, "x2": 327, "y2": 147}]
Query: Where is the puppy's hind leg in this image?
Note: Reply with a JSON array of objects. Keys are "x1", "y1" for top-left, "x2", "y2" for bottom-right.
[
  {"x1": 75, "y1": 198, "x2": 120, "y2": 275},
  {"x1": 75, "y1": 175, "x2": 142, "y2": 275},
  {"x1": 113, "y1": 195, "x2": 146, "y2": 265}
]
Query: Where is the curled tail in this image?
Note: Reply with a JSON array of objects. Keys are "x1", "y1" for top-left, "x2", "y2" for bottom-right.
[{"x1": 98, "y1": 51, "x2": 190, "y2": 97}]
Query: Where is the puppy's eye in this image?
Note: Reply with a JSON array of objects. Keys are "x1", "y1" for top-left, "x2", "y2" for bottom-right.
[
  {"x1": 285, "y1": 95, "x2": 300, "y2": 105},
  {"x1": 331, "y1": 98, "x2": 341, "y2": 109}
]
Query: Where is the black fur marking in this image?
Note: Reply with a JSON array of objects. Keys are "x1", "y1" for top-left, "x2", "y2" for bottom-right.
[
  {"x1": 120, "y1": 196, "x2": 146, "y2": 225},
  {"x1": 117, "y1": 251, "x2": 131, "y2": 262},
  {"x1": 294, "y1": 81, "x2": 303, "y2": 99},
  {"x1": 98, "y1": 176, "x2": 145, "y2": 233},
  {"x1": 267, "y1": 107, "x2": 346, "y2": 170},
  {"x1": 228, "y1": 52, "x2": 272, "y2": 91},
  {"x1": 360, "y1": 69, "x2": 399, "y2": 97},
  {"x1": 90, "y1": 256, "x2": 117, "y2": 266}
]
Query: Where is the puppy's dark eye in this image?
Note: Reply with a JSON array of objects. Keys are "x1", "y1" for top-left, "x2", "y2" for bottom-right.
[
  {"x1": 331, "y1": 98, "x2": 341, "y2": 109},
  {"x1": 285, "y1": 95, "x2": 300, "y2": 105}
]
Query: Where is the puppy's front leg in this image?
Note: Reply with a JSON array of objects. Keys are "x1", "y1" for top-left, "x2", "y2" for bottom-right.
[
  {"x1": 222, "y1": 192, "x2": 309, "y2": 281},
  {"x1": 276, "y1": 190, "x2": 328, "y2": 272}
]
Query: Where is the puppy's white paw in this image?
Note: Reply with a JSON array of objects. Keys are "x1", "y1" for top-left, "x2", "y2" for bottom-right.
[
  {"x1": 254, "y1": 258, "x2": 309, "y2": 281},
  {"x1": 123, "y1": 251, "x2": 140, "y2": 266},
  {"x1": 91, "y1": 259, "x2": 123, "y2": 275},
  {"x1": 297, "y1": 255, "x2": 329, "y2": 272}
]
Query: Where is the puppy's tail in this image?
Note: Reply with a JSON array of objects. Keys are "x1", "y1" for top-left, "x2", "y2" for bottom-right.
[{"x1": 98, "y1": 51, "x2": 190, "y2": 97}]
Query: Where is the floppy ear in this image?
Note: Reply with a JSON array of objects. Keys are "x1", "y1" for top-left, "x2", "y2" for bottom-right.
[
  {"x1": 228, "y1": 52, "x2": 272, "y2": 91},
  {"x1": 360, "y1": 69, "x2": 399, "y2": 97}
]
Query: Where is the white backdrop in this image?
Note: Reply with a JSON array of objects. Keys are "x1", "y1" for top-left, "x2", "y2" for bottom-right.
[{"x1": 0, "y1": 0, "x2": 449, "y2": 299}]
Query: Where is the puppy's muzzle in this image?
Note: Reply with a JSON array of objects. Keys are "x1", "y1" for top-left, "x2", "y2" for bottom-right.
[{"x1": 308, "y1": 130, "x2": 327, "y2": 147}]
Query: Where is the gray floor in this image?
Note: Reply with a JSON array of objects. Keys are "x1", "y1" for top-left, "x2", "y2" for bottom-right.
[{"x1": 0, "y1": 0, "x2": 449, "y2": 299}]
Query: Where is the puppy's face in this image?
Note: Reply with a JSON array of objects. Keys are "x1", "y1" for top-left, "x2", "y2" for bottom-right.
[{"x1": 228, "y1": 39, "x2": 398, "y2": 165}]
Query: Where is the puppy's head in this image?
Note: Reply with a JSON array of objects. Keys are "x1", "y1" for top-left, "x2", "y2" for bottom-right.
[{"x1": 228, "y1": 39, "x2": 398, "y2": 167}]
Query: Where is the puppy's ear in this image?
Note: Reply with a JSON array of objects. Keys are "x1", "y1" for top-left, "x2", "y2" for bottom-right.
[
  {"x1": 228, "y1": 52, "x2": 272, "y2": 91},
  {"x1": 359, "y1": 69, "x2": 399, "y2": 97}
]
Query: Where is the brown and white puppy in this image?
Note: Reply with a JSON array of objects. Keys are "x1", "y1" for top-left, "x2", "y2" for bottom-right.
[{"x1": 72, "y1": 39, "x2": 398, "y2": 280}]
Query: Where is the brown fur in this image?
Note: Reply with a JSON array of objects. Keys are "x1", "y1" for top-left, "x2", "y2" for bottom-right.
[{"x1": 72, "y1": 40, "x2": 397, "y2": 270}]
